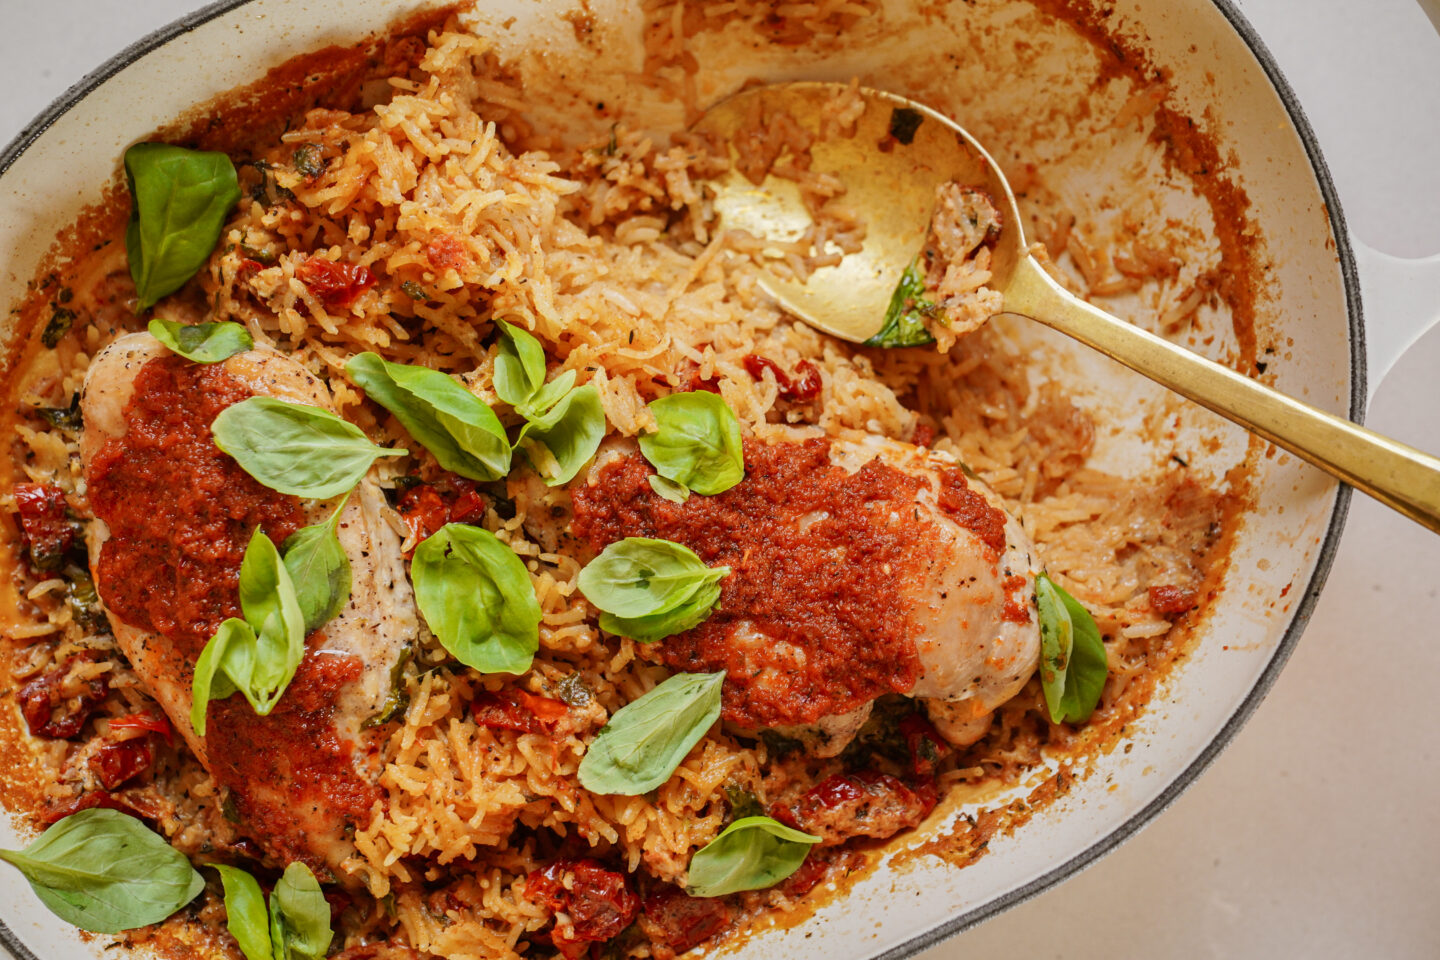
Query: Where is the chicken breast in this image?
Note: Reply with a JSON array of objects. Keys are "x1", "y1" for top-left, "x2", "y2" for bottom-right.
[
  {"x1": 525, "y1": 430, "x2": 1040, "y2": 755},
  {"x1": 80, "y1": 332, "x2": 415, "y2": 880}
]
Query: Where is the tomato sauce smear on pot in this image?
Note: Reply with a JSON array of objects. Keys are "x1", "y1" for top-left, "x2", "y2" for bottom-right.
[{"x1": 571, "y1": 438, "x2": 952, "y2": 728}]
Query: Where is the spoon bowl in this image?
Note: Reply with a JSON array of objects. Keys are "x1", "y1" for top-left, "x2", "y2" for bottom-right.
[
  {"x1": 695, "y1": 83, "x2": 1025, "y2": 343},
  {"x1": 696, "y1": 82, "x2": 1440, "y2": 534}
]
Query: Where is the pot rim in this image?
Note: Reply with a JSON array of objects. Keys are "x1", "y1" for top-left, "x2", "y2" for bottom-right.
[{"x1": 0, "y1": 2, "x2": 1362, "y2": 958}]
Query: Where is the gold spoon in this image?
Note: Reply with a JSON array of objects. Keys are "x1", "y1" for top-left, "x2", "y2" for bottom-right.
[{"x1": 695, "y1": 82, "x2": 1440, "y2": 535}]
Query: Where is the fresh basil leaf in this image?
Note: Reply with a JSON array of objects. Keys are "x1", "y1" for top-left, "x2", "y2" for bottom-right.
[
  {"x1": 190, "y1": 618, "x2": 247, "y2": 737},
  {"x1": 269, "y1": 863, "x2": 332, "y2": 960},
  {"x1": 281, "y1": 497, "x2": 351, "y2": 635},
  {"x1": 1036, "y1": 573, "x2": 1107, "y2": 724},
  {"x1": 598, "y1": 577, "x2": 722, "y2": 643},
  {"x1": 522, "y1": 369, "x2": 577, "y2": 420},
  {"x1": 124, "y1": 143, "x2": 242, "y2": 312},
  {"x1": 516, "y1": 383, "x2": 606, "y2": 487},
  {"x1": 638, "y1": 392, "x2": 744, "y2": 496},
  {"x1": 191, "y1": 531, "x2": 307, "y2": 735},
  {"x1": 686, "y1": 815, "x2": 821, "y2": 897},
  {"x1": 147, "y1": 318, "x2": 253, "y2": 364},
  {"x1": 411, "y1": 523, "x2": 542, "y2": 675},
  {"x1": 346, "y1": 352, "x2": 510, "y2": 482},
  {"x1": 864, "y1": 259, "x2": 937, "y2": 348},
  {"x1": 236, "y1": 528, "x2": 307, "y2": 709},
  {"x1": 213, "y1": 865, "x2": 271, "y2": 960},
  {"x1": 578, "y1": 537, "x2": 729, "y2": 619},
  {"x1": 648, "y1": 474, "x2": 690, "y2": 504},
  {"x1": 212, "y1": 396, "x2": 406, "y2": 499},
  {"x1": 577, "y1": 671, "x2": 725, "y2": 795},
  {"x1": 493, "y1": 320, "x2": 547, "y2": 409},
  {"x1": 0, "y1": 808, "x2": 203, "y2": 934}
]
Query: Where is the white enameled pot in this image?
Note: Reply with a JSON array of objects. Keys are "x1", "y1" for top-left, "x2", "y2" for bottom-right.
[{"x1": 0, "y1": 2, "x2": 1436, "y2": 960}]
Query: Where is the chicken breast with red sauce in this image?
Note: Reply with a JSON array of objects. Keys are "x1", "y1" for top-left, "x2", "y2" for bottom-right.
[
  {"x1": 522, "y1": 429, "x2": 1040, "y2": 756},
  {"x1": 80, "y1": 331, "x2": 415, "y2": 880}
]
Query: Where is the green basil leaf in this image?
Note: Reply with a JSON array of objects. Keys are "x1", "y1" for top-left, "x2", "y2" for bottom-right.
[
  {"x1": 0, "y1": 808, "x2": 204, "y2": 934},
  {"x1": 516, "y1": 383, "x2": 606, "y2": 487},
  {"x1": 864, "y1": 259, "x2": 937, "y2": 348},
  {"x1": 577, "y1": 671, "x2": 725, "y2": 795},
  {"x1": 212, "y1": 396, "x2": 406, "y2": 499},
  {"x1": 578, "y1": 537, "x2": 729, "y2": 619},
  {"x1": 520, "y1": 369, "x2": 577, "y2": 421},
  {"x1": 685, "y1": 815, "x2": 821, "y2": 897},
  {"x1": 147, "y1": 318, "x2": 253, "y2": 364},
  {"x1": 637, "y1": 392, "x2": 744, "y2": 496},
  {"x1": 124, "y1": 143, "x2": 242, "y2": 312},
  {"x1": 269, "y1": 863, "x2": 332, "y2": 960},
  {"x1": 411, "y1": 523, "x2": 542, "y2": 675},
  {"x1": 191, "y1": 531, "x2": 307, "y2": 735},
  {"x1": 213, "y1": 865, "x2": 272, "y2": 960},
  {"x1": 281, "y1": 496, "x2": 352, "y2": 636},
  {"x1": 648, "y1": 475, "x2": 690, "y2": 504},
  {"x1": 598, "y1": 577, "x2": 722, "y2": 643},
  {"x1": 1036, "y1": 573, "x2": 1107, "y2": 724},
  {"x1": 346, "y1": 352, "x2": 510, "y2": 482},
  {"x1": 190, "y1": 618, "x2": 247, "y2": 736},
  {"x1": 236, "y1": 528, "x2": 307, "y2": 710},
  {"x1": 493, "y1": 320, "x2": 548, "y2": 409}
]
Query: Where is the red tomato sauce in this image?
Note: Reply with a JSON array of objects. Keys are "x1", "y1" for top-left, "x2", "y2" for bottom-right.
[
  {"x1": 571, "y1": 439, "x2": 935, "y2": 728},
  {"x1": 84, "y1": 354, "x2": 380, "y2": 872},
  {"x1": 87, "y1": 355, "x2": 307, "y2": 647},
  {"x1": 204, "y1": 653, "x2": 377, "y2": 870},
  {"x1": 935, "y1": 467, "x2": 1007, "y2": 555}
]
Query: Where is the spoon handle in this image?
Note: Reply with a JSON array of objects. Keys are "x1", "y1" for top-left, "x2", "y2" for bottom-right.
[{"x1": 1003, "y1": 256, "x2": 1440, "y2": 535}]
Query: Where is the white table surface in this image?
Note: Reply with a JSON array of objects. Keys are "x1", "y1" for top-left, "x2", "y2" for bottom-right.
[{"x1": 2, "y1": 2, "x2": 1437, "y2": 959}]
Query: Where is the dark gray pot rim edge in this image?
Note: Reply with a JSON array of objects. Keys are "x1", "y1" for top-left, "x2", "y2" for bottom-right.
[{"x1": 0, "y1": 1, "x2": 1361, "y2": 958}]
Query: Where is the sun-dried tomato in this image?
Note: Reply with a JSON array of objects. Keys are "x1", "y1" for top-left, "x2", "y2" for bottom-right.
[
  {"x1": 742, "y1": 354, "x2": 822, "y2": 402},
  {"x1": 776, "y1": 851, "x2": 829, "y2": 898},
  {"x1": 676, "y1": 361, "x2": 723, "y2": 394},
  {"x1": 90, "y1": 737, "x2": 155, "y2": 791},
  {"x1": 39, "y1": 790, "x2": 148, "y2": 826},
  {"x1": 12, "y1": 482, "x2": 75, "y2": 571},
  {"x1": 472, "y1": 690, "x2": 567, "y2": 735},
  {"x1": 448, "y1": 485, "x2": 486, "y2": 524},
  {"x1": 1148, "y1": 583, "x2": 1199, "y2": 616},
  {"x1": 526, "y1": 859, "x2": 639, "y2": 959},
  {"x1": 471, "y1": 693, "x2": 535, "y2": 733},
  {"x1": 397, "y1": 477, "x2": 489, "y2": 547},
  {"x1": 397, "y1": 486, "x2": 448, "y2": 545},
  {"x1": 108, "y1": 711, "x2": 173, "y2": 744},
  {"x1": 638, "y1": 884, "x2": 730, "y2": 957},
  {"x1": 774, "y1": 770, "x2": 937, "y2": 846},
  {"x1": 18, "y1": 654, "x2": 109, "y2": 740},
  {"x1": 425, "y1": 235, "x2": 469, "y2": 271},
  {"x1": 517, "y1": 691, "x2": 569, "y2": 728},
  {"x1": 898, "y1": 713, "x2": 949, "y2": 777},
  {"x1": 296, "y1": 256, "x2": 377, "y2": 310}
]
